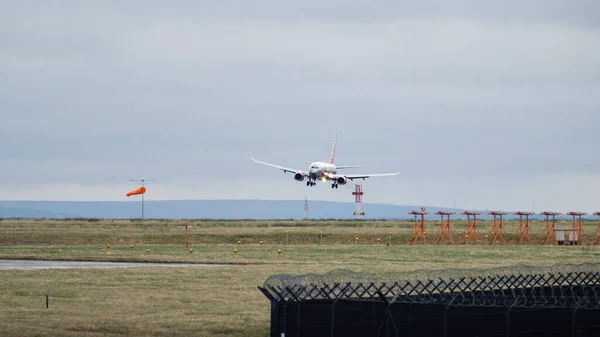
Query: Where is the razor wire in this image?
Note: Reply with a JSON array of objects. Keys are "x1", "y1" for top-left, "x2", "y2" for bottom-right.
[{"x1": 259, "y1": 263, "x2": 600, "y2": 310}]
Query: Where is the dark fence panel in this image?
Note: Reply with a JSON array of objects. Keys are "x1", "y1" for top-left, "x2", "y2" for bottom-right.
[{"x1": 259, "y1": 264, "x2": 600, "y2": 337}]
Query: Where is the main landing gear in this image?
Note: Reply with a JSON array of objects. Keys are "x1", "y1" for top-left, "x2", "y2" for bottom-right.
[{"x1": 305, "y1": 179, "x2": 337, "y2": 188}]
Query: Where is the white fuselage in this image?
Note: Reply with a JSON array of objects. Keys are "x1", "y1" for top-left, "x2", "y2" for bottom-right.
[
  {"x1": 251, "y1": 133, "x2": 400, "y2": 189},
  {"x1": 308, "y1": 162, "x2": 337, "y2": 181}
]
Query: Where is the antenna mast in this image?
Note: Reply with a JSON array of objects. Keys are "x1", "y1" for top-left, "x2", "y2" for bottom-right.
[
  {"x1": 304, "y1": 196, "x2": 308, "y2": 220},
  {"x1": 129, "y1": 178, "x2": 156, "y2": 220},
  {"x1": 353, "y1": 184, "x2": 365, "y2": 219}
]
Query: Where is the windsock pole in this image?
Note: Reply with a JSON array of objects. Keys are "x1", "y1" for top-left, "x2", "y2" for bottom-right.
[{"x1": 129, "y1": 178, "x2": 156, "y2": 220}]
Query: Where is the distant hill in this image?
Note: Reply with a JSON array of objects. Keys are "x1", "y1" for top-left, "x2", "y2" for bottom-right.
[
  {"x1": 0, "y1": 200, "x2": 456, "y2": 220},
  {"x1": 0, "y1": 205, "x2": 74, "y2": 219},
  {"x1": 0, "y1": 200, "x2": 588, "y2": 220}
]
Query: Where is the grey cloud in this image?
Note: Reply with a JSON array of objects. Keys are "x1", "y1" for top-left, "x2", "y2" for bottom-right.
[
  {"x1": 1, "y1": 1, "x2": 599, "y2": 209},
  {"x1": 8, "y1": 1, "x2": 595, "y2": 27}
]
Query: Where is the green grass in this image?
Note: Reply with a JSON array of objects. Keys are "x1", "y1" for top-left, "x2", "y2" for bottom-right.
[
  {"x1": 2, "y1": 218, "x2": 597, "y2": 246},
  {"x1": 1, "y1": 219, "x2": 599, "y2": 336}
]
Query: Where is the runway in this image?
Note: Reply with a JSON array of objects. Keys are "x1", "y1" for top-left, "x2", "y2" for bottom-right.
[{"x1": 0, "y1": 260, "x2": 227, "y2": 270}]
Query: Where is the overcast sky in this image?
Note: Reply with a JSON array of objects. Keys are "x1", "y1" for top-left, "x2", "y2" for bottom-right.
[{"x1": 1, "y1": 1, "x2": 599, "y2": 212}]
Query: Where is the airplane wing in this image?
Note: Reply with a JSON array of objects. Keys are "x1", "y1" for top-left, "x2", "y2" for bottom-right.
[
  {"x1": 330, "y1": 172, "x2": 400, "y2": 181},
  {"x1": 251, "y1": 155, "x2": 308, "y2": 175}
]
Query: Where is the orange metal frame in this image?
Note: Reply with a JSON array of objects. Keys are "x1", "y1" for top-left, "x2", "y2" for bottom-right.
[
  {"x1": 409, "y1": 208, "x2": 429, "y2": 245},
  {"x1": 567, "y1": 212, "x2": 588, "y2": 245},
  {"x1": 514, "y1": 211, "x2": 534, "y2": 244},
  {"x1": 462, "y1": 211, "x2": 482, "y2": 244},
  {"x1": 540, "y1": 212, "x2": 561, "y2": 245},
  {"x1": 184, "y1": 222, "x2": 189, "y2": 248},
  {"x1": 488, "y1": 211, "x2": 508, "y2": 245},
  {"x1": 435, "y1": 211, "x2": 455, "y2": 245},
  {"x1": 594, "y1": 212, "x2": 600, "y2": 246}
]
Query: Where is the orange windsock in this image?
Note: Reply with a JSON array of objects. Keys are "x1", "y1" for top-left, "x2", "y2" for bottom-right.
[{"x1": 126, "y1": 186, "x2": 146, "y2": 197}]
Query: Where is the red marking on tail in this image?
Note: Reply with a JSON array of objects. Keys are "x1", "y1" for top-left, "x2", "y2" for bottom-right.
[{"x1": 328, "y1": 134, "x2": 337, "y2": 164}]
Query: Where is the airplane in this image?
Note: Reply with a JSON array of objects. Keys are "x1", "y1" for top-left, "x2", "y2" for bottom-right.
[{"x1": 251, "y1": 134, "x2": 400, "y2": 189}]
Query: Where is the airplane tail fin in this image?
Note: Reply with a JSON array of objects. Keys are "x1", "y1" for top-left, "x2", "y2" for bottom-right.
[{"x1": 328, "y1": 133, "x2": 337, "y2": 164}]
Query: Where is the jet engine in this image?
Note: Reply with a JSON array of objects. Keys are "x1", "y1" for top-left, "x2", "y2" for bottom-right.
[
  {"x1": 336, "y1": 176, "x2": 348, "y2": 185},
  {"x1": 294, "y1": 172, "x2": 305, "y2": 181}
]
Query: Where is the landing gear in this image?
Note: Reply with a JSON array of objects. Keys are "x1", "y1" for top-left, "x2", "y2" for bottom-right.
[
  {"x1": 306, "y1": 180, "x2": 316, "y2": 187},
  {"x1": 331, "y1": 183, "x2": 338, "y2": 189}
]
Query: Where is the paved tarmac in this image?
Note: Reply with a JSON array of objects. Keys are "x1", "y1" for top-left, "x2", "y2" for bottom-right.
[{"x1": 0, "y1": 260, "x2": 227, "y2": 270}]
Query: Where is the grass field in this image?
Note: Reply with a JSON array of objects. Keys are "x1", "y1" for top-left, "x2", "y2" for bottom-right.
[{"x1": 1, "y1": 219, "x2": 599, "y2": 336}]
